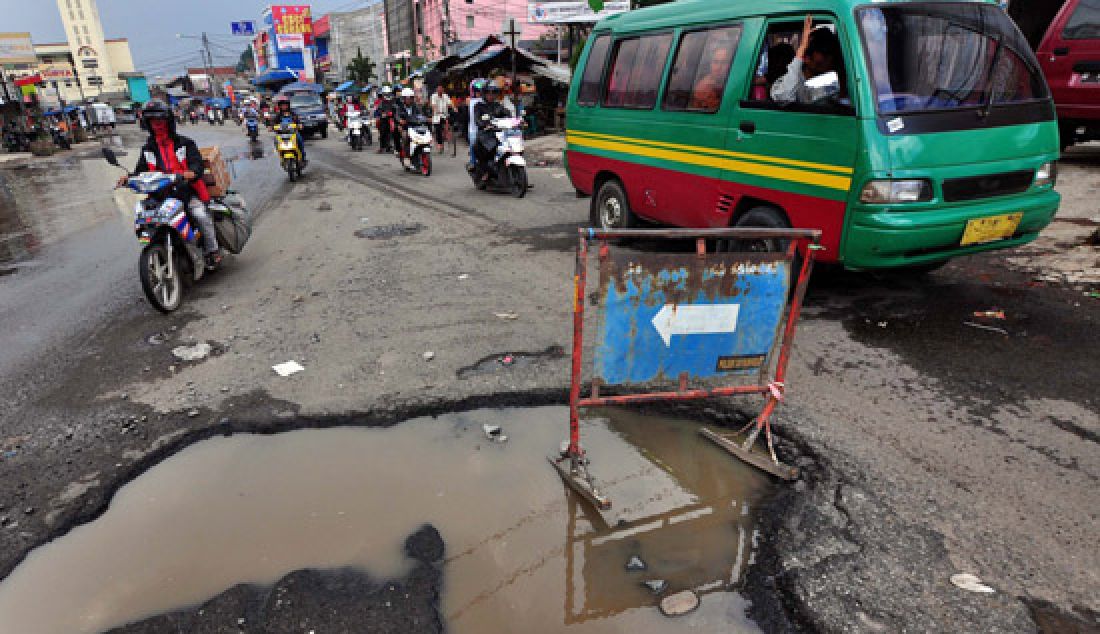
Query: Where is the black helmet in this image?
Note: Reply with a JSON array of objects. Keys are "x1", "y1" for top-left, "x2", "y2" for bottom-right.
[{"x1": 141, "y1": 99, "x2": 176, "y2": 134}]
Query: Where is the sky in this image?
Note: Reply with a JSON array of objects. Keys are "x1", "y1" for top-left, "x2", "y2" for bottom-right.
[{"x1": 0, "y1": 0, "x2": 377, "y2": 78}]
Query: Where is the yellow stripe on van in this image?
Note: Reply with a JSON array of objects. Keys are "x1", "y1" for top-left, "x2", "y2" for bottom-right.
[
  {"x1": 569, "y1": 129, "x2": 854, "y2": 177},
  {"x1": 567, "y1": 132, "x2": 852, "y2": 192}
]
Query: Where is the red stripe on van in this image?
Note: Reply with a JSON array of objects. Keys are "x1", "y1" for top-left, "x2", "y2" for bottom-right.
[{"x1": 568, "y1": 150, "x2": 845, "y2": 262}]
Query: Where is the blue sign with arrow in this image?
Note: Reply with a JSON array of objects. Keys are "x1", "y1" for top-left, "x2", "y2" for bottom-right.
[
  {"x1": 594, "y1": 255, "x2": 790, "y2": 385},
  {"x1": 231, "y1": 21, "x2": 257, "y2": 36}
]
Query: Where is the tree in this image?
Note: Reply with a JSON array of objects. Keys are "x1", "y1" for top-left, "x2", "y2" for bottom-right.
[
  {"x1": 346, "y1": 48, "x2": 377, "y2": 84},
  {"x1": 236, "y1": 48, "x2": 255, "y2": 74}
]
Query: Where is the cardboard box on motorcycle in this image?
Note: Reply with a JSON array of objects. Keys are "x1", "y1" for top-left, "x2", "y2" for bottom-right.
[
  {"x1": 198, "y1": 146, "x2": 251, "y2": 254},
  {"x1": 199, "y1": 146, "x2": 231, "y2": 198}
]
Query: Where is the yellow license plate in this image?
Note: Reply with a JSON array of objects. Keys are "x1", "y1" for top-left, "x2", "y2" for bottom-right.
[{"x1": 960, "y1": 213, "x2": 1023, "y2": 246}]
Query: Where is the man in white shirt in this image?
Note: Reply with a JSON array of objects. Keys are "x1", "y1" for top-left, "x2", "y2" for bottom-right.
[
  {"x1": 770, "y1": 16, "x2": 844, "y2": 106},
  {"x1": 429, "y1": 85, "x2": 454, "y2": 152}
]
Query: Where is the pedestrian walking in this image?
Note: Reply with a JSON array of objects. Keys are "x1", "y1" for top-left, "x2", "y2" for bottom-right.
[{"x1": 429, "y1": 85, "x2": 454, "y2": 153}]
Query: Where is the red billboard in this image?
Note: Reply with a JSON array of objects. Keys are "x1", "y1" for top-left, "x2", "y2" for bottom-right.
[
  {"x1": 313, "y1": 15, "x2": 330, "y2": 39},
  {"x1": 271, "y1": 5, "x2": 314, "y2": 47}
]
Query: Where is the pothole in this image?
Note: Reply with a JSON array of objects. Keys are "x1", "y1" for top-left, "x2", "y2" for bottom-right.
[
  {"x1": 354, "y1": 223, "x2": 424, "y2": 240},
  {"x1": 456, "y1": 346, "x2": 565, "y2": 379},
  {"x1": 0, "y1": 406, "x2": 773, "y2": 633}
]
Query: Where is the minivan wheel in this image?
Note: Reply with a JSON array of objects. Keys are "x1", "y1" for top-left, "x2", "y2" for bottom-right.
[
  {"x1": 592, "y1": 180, "x2": 634, "y2": 231},
  {"x1": 726, "y1": 206, "x2": 790, "y2": 253}
]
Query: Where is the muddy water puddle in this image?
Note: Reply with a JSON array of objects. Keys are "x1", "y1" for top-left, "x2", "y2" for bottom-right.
[{"x1": 0, "y1": 406, "x2": 772, "y2": 632}]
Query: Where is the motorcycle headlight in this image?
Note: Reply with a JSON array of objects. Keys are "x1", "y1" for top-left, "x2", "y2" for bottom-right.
[
  {"x1": 859, "y1": 179, "x2": 933, "y2": 204},
  {"x1": 1034, "y1": 162, "x2": 1057, "y2": 188}
]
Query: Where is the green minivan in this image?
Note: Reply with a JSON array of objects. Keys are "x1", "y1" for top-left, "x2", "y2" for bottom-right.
[{"x1": 565, "y1": 0, "x2": 1061, "y2": 270}]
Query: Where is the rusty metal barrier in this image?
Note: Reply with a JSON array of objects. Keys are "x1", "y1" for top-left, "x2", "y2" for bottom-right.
[{"x1": 550, "y1": 227, "x2": 822, "y2": 511}]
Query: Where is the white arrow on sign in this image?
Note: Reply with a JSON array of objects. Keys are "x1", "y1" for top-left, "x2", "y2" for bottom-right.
[{"x1": 651, "y1": 304, "x2": 740, "y2": 347}]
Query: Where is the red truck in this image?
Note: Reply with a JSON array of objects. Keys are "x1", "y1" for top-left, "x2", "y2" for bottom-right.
[{"x1": 1012, "y1": 0, "x2": 1100, "y2": 150}]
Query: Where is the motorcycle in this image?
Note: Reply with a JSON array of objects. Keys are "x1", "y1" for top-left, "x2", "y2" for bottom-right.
[
  {"x1": 398, "y1": 115, "x2": 432, "y2": 177},
  {"x1": 215, "y1": 110, "x2": 225, "y2": 126},
  {"x1": 3, "y1": 129, "x2": 29, "y2": 153},
  {"x1": 346, "y1": 111, "x2": 369, "y2": 151},
  {"x1": 245, "y1": 117, "x2": 260, "y2": 142},
  {"x1": 274, "y1": 122, "x2": 305, "y2": 181},
  {"x1": 50, "y1": 124, "x2": 72, "y2": 150},
  {"x1": 102, "y1": 148, "x2": 252, "y2": 313},
  {"x1": 471, "y1": 117, "x2": 528, "y2": 198}
]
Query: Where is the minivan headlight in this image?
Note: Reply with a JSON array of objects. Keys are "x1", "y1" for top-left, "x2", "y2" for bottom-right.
[
  {"x1": 1034, "y1": 162, "x2": 1056, "y2": 187},
  {"x1": 859, "y1": 179, "x2": 933, "y2": 204}
]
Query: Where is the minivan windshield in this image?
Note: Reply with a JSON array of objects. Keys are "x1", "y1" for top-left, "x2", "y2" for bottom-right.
[
  {"x1": 858, "y1": 4, "x2": 1047, "y2": 114},
  {"x1": 288, "y1": 94, "x2": 322, "y2": 109}
]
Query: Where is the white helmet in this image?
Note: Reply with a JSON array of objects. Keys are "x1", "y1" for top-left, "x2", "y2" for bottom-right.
[
  {"x1": 400, "y1": 87, "x2": 415, "y2": 98},
  {"x1": 381, "y1": 85, "x2": 393, "y2": 96}
]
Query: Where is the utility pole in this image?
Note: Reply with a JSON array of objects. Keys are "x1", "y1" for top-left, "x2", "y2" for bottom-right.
[
  {"x1": 201, "y1": 33, "x2": 222, "y2": 97},
  {"x1": 69, "y1": 57, "x2": 87, "y2": 103},
  {"x1": 441, "y1": 0, "x2": 455, "y2": 56},
  {"x1": 502, "y1": 17, "x2": 522, "y2": 100}
]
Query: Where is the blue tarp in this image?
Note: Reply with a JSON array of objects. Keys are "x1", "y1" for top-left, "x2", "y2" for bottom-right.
[
  {"x1": 43, "y1": 109, "x2": 61, "y2": 116},
  {"x1": 334, "y1": 80, "x2": 356, "y2": 93},
  {"x1": 252, "y1": 70, "x2": 298, "y2": 85},
  {"x1": 205, "y1": 97, "x2": 231, "y2": 108}
]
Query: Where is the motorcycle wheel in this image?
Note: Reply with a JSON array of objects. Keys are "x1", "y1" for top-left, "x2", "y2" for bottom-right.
[
  {"x1": 139, "y1": 244, "x2": 183, "y2": 313},
  {"x1": 287, "y1": 159, "x2": 298, "y2": 182},
  {"x1": 509, "y1": 165, "x2": 528, "y2": 198},
  {"x1": 421, "y1": 153, "x2": 431, "y2": 177}
]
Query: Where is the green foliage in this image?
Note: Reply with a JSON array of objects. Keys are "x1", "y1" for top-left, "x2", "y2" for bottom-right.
[
  {"x1": 346, "y1": 48, "x2": 377, "y2": 83},
  {"x1": 236, "y1": 48, "x2": 255, "y2": 74}
]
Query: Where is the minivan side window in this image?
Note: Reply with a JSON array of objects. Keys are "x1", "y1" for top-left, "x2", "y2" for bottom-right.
[
  {"x1": 578, "y1": 34, "x2": 611, "y2": 106},
  {"x1": 663, "y1": 26, "x2": 743, "y2": 113},
  {"x1": 604, "y1": 33, "x2": 674, "y2": 109},
  {"x1": 1064, "y1": 0, "x2": 1100, "y2": 40},
  {"x1": 743, "y1": 19, "x2": 854, "y2": 115}
]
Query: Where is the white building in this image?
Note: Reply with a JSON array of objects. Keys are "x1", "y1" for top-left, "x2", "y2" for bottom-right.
[
  {"x1": 54, "y1": 0, "x2": 134, "y2": 98},
  {"x1": 327, "y1": 4, "x2": 389, "y2": 85}
]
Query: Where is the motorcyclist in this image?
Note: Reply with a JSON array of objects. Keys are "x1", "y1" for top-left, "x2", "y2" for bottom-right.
[
  {"x1": 473, "y1": 83, "x2": 511, "y2": 184},
  {"x1": 118, "y1": 99, "x2": 222, "y2": 269},
  {"x1": 273, "y1": 96, "x2": 307, "y2": 165},
  {"x1": 340, "y1": 95, "x2": 361, "y2": 127},
  {"x1": 466, "y1": 79, "x2": 485, "y2": 170},
  {"x1": 375, "y1": 85, "x2": 396, "y2": 154},
  {"x1": 394, "y1": 87, "x2": 424, "y2": 166}
]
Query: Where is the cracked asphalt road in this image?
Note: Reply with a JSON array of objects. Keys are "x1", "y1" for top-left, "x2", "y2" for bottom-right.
[{"x1": 0, "y1": 127, "x2": 1096, "y2": 632}]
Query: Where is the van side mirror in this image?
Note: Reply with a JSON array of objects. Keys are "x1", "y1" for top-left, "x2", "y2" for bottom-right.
[{"x1": 102, "y1": 147, "x2": 119, "y2": 166}]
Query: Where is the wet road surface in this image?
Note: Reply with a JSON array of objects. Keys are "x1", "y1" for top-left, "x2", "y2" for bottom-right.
[{"x1": 0, "y1": 131, "x2": 1095, "y2": 632}]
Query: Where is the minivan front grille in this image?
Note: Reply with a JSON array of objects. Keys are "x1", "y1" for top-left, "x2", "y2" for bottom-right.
[{"x1": 941, "y1": 170, "x2": 1033, "y2": 202}]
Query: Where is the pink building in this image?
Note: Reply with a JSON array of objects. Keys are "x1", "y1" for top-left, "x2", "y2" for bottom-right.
[{"x1": 417, "y1": 0, "x2": 552, "y2": 60}]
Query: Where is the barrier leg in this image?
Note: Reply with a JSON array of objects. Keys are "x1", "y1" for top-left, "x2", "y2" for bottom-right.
[{"x1": 551, "y1": 234, "x2": 611, "y2": 511}]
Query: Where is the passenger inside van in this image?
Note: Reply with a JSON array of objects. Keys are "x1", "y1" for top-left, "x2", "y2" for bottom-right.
[
  {"x1": 770, "y1": 15, "x2": 846, "y2": 105},
  {"x1": 765, "y1": 43, "x2": 796, "y2": 93},
  {"x1": 689, "y1": 38, "x2": 737, "y2": 110}
]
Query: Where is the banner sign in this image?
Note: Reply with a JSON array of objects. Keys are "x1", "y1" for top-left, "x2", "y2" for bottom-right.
[
  {"x1": 527, "y1": 1, "x2": 629, "y2": 24},
  {"x1": 231, "y1": 21, "x2": 256, "y2": 36},
  {"x1": 271, "y1": 5, "x2": 314, "y2": 49},
  {"x1": 276, "y1": 33, "x2": 305, "y2": 51},
  {"x1": 0, "y1": 32, "x2": 36, "y2": 64}
]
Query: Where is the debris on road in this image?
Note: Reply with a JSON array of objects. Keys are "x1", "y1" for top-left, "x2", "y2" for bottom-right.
[
  {"x1": 272, "y1": 361, "x2": 305, "y2": 377},
  {"x1": 963, "y1": 321, "x2": 1009, "y2": 335},
  {"x1": 625, "y1": 555, "x2": 647, "y2": 571},
  {"x1": 643, "y1": 579, "x2": 668, "y2": 594},
  {"x1": 483, "y1": 424, "x2": 507, "y2": 443},
  {"x1": 422, "y1": 351, "x2": 435, "y2": 362},
  {"x1": 458, "y1": 274, "x2": 469, "y2": 280},
  {"x1": 500, "y1": 355, "x2": 515, "y2": 366},
  {"x1": 972, "y1": 310, "x2": 1006, "y2": 320},
  {"x1": 172, "y1": 342, "x2": 212, "y2": 362},
  {"x1": 354, "y1": 223, "x2": 424, "y2": 240},
  {"x1": 659, "y1": 590, "x2": 700, "y2": 616},
  {"x1": 317, "y1": 202, "x2": 331, "y2": 211},
  {"x1": 494, "y1": 312, "x2": 519, "y2": 320},
  {"x1": 187, "y1": 409, "x2": 199, "y2": 418},
  {"x1": 950, "y1": 573, "x2": 995, "y2": 594}
]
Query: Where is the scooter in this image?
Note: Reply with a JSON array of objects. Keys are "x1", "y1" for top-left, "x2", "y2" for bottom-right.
[
  {"x1": 215, "y1": 110, "x2": 225, "y2": 126},
  {"x1": 245, "y1": 117, "x2": 260, "y2": 142},
  {"x1": 471, "y1": 117, "x2": 527, "y2": 198},
  {"x1": 274, "y1": 122, "x2": 305, "y2": 181},
  {"x1": 102, "y1": 147, "x2": 252, "y2": 313},
  {"x1": 346, "y1": 111, "x2": 368, "y2": 151},
  {"x1": 397, "y1": 115, "x2": 432, "y2": 177}
]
